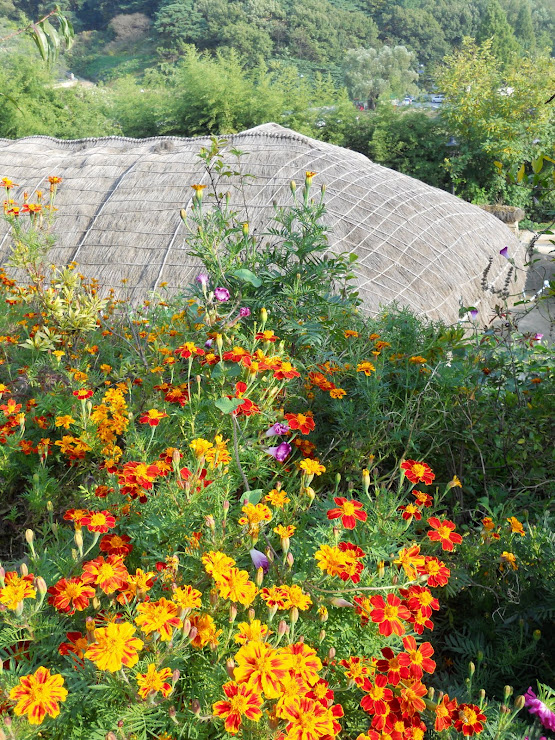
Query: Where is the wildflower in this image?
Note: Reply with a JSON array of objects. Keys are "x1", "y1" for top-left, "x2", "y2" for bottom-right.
[
  {"x1": 213, "y1": 681, "x2": 263, "y2": 734},
  {"x1": 401, "y1": 460, "x2": 435, "y2": 485},
  {"x1": 234, "y1": 641, "x2": 294, "y2": 698},
  {"x1": 9, "y1": 667, "x2": 68, "y2": 725},
  {"x1": 135, "y1": 597, "x2": 182, "y2": 640},
  {"x1": 398, "y1": 503, "x2": 422, "y2": 521},
  {"x1": 85, "y1": 622, "x2": 144, "y2": 672},
  {"x1": 409, "y1": 356, "x2": 427, "y2": 364},
  {"x1": 272, "y1": 360, "x2": 301, "y2": 380},
  {"x1": 58, "y1": 631, "x2": 88, "y2": 662},
  {"x1": 340, "y1": 656, "x2": 373, "y2": 687},
  {"x1": 80, "y1": 510, "x2": 116, "y2": 534},
  {"x1": 507, "y1": 516, "x2": 525, "y2": 536},
  {"x1": 136, "y1": 664, "x2": 173, "y2": 699},
  {"x1": 285, "y1": 411, "x2": 315, "y2": 434},
  {"x1": 260, "y1": 585, "x2": 288, "y2": 609},
  {"x1": 202, "y1": 551, "x2": 236, "y2": 580},
  {"x1": 48, "y1": 176, "x2": 62, "y2": 185},
  {"x1": 265, "y1": 442, "x2": 292, "y2": 462},
  {"x1": 173, "y1": 585, "x2": 202, "y2": 611},
  {"x1": 256, "y1": 329, "x2": 279, "y2": 342},
  {"x1": 306, "y1": 679, "x2": 334, "y2": 706},
  {"x1": 196, "y1": 272, "x2": 209, "y2": 286},
  {"x1": 63, "y1": 508, "x2": 90, "y2": 528},
  {"x1": 265, "y1": 422, "x2": 290, "y2": 437},
  {"x1": 174, "y1": 342, "x2": 205, "y2": 359},
  {"x1": 357, "y1": 361, "x2": 375, "y2": 376},
  {"x1": 250, "y1": 548, "x2": 270, "y2": 573},
  {"x1": 454, "y1": 703, "x2": 487, "y2": 736},
  {"x1": 369, "y1": 593, "x2": 411, "y2": 637},
  {"x1": 327, "y1": 497, "x2": 367, "y2": 530},
  {"x1": 399, "y1": 680, "x2": 427, "y2": 715},
  {"x1": 55, "y1": 415, "x2": 75, "y2": 429},
  {"x1": 81, "y1": 555, "x2": 129, "y2": 594},
  {"x1": 427, "y1": 517, "x2": 463, "y2": 551},
  {"x1": 482, "y1": 517, "x2": 495, "y2": 531},
  {"x1": 499, "y1": 246, "x2": 509, "y2": 258},
  {"x1": 0, "y1": 571, "x2": 37, "y2": 610},
  {"x1": 500, "y1": 551, "x2": 518, "y2": 571},
  {"x1": 99, "y1": 533, "x2": 133, "y2": 556},
  {"x1": 278, "y1": 696, "x2": 336, "y2": 739},
  {"x1": 47, "y1": 578, "x2": 95, "y2": 615},
  {"x1": 138, "y1": 409, "x2": 168, "y2": 426},
  {"x1": 214, "y1": 287, "x2": 230, "y2": 302},
  {"x1": 239, "y1": 306, "x2": 251, "y2": 317},
  {"x1": 330, "y1": 388, "x2": 347, "y2": 398},
  {"x1": 524, "y1": 687, "x2": 555, "y2": 732}
]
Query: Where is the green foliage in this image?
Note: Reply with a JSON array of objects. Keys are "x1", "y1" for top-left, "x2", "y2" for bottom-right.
[
  {"x1": 342, "y1": 45, "x2": 418, "y2": 108},
  {"x1": 475, "y1": 0, "x2": 521, "y2": 65}
]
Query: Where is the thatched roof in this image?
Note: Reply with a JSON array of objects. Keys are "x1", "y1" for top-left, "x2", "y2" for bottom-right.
[{"x1": 0, "y1": 123, "x2": 523, "y2": 323}]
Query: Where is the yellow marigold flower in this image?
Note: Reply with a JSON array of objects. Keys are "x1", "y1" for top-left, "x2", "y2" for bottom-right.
[
  {"x1": 330, "y1": 388, "x2": 347, "y2": 398},
  {"x1": 276, "y1": 697, "x2": 335, "y2": 738},
  {"x1": 448, "y1": 475, "x2": 462, "y2": 489},
  {"x1": 99, "y1": 364, "x2": 112, "y2": 374},
  {"x1": 135, "y1": 597, "x2": 182, "y2": 641},
  {"x1": 299, "y1": 459, "x2": 326, "y2": 476},
  {"x1": 55, "y1": 415, "x2": 75, "y2": 430},
  {"x1": 0, "y1": 571, "x2": 37, "y2": 610},
  {"x1": 136, "y1": 663, "x2": 173, "y2": 699},
  {"x1": 500, "y1": 551, "x2": 518, "y2": 570},
  {"x1": 9, "y1": 667, "x2": 68, "y2": 725},
  {"x1": 191, "y1": 184, "x2": 207, "y2": 192},
  {"x1": 344, "y1": 330, "x2": 359, "y2": 338},
  {"x1": 234, "y1": 641, "x2": 294, "y2": 699},
  {"x1": 283, "y1": 642, "x2": 323, "y2": 686},
  {"x1": 274, "y1": 524, "x2": 296, "y2": 538},
  {"x1": 234, "y1": 619, "x2": 271, "y2": 644},
  {"x1": 314, "y1": 545, "x2": 347, "y2": 577},
  {"x1": 265, "y1": 489, "x2": 290, "y2": 508},
  {"x1": 202, "y1": 551, "x2": 236, "y2": 581},
  {"x1": 409, "y1": 356, "x2": 427, "y2": 364},
  {"x1": 189, "y1": 438, "x2": 213, "y2": 458},
  {"x1": 85, "y1": 622, "x2": 144, "y2": 672},
  {"x1": 204, "y1": 434, "x2": 231, "y2": 467},
  {"x1": 507, "y1": 517, "x2": 525, "y2": 536},
  {"x1": 482, "y1": 517, "x2": 495, "y2": 531},
  {"x1": 357, "y1": 361, "x2": 375, "y2": 376},
  {"x1": 173, "y1": 584, "x2": 202, "y2": 611},
  {"x1": 189, "y1": 612, "x2": 222, "y2": 648},
  {"x1": 216, "y1": 568, "x2": 258, "y2": 606},
  {"x1": 239, "y1": 503, "x2": 273, "y2": 525},
  {"x1": 281, "y1": 584, "x2": 312, "y2": 611}
]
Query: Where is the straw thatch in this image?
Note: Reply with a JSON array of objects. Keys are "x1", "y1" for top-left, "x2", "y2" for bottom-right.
[{"x1": 0, "y1": 123, "x2": 524, "y2": 323}]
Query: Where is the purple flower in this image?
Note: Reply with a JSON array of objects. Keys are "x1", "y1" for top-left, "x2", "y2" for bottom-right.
[
  {"x1": 265, "y1": 442, "x2": 292, "y2": 462},
  {"x1": 470, "y1": 309, "x2": 479, "y2": 320},
  {"x1": 239, "y1": 307, "x2": 251, "y2": 317},
  {"x1": 525, "y1": 688, "x2": 555, "y2": 732},
  {"x1": 250, "y1": 548, "x2": 269, "y2": 573},
  {"x1": 214, "y1": 287, "x2": 230, "y2": 302},
  {"x1": 265, "y1": 422, "x2": 290, "y2": 437},
  {"x1": 533, "y1": 333, "x2": 544, "y2": 341},
  {"x1": 500, "y1": 246, "x2": 509, "y2": 258},
  {"x1": 196, "y1": 273, "x2": 210, "y2": 287},
  {"x1": 205, "y1": 338, "x2": 213, "y2": 348}
]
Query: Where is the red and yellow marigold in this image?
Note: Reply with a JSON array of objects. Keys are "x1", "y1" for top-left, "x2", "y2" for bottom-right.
[{"x1": 9, "y1": 667, "x2": 68, "y2": 725}]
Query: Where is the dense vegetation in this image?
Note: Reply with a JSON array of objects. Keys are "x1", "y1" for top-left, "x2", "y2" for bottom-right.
[{"x1": 0, "y1": 162, "x2": 553, "y2": 739}]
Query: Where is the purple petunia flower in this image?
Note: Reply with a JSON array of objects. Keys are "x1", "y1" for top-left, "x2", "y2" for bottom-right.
[
  {"x1": 265, "y1": 422, "x2": 290, "y2": 437},
  {"x1": 500, "y1": 246, "x2": 509, "y2": 258},
  {"x1": 214, "y1": 287, "x2": 230, "y2": 302},
  {"x1": 265, "y1": 442, "x2": 292, "y2": 462},
  {"x1": 196, "y1": 273, "x2": 210, "y2": 287},
  {"x1": 239, "y1": 307, "x2": 251, "y2": 317},
  {"x1": 525, "y1": 688, "x2": 555, "y2": 732},
  {"x1": 250, "y1": 548, "x2": 270, "y2": 573}
]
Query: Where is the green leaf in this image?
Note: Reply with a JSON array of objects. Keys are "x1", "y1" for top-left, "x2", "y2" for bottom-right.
[
  {"x1": 516, "y1": 163, "x2": 526, "y2": 183},
  {"x1": 42, "y1": 20, "x2": 60, "y2": 60},
  {"x1": 214, "y1": 397, "x2": 243, "y2": 414},
  {"x1": 57, "y1": 14, "x2": 75, "y2": 49},
  {"x1": 240, "y1": 489, "x2": 263, "y2": 505},
  {"x1": 232, "y1": 268, "x2": 262, "y2": 287},
  {"x1": 531, "y1": 157, "x2": 544, "y2": 174},
  {"x1": 30, "y1": 24, "x2": 49, "y2": 61}
]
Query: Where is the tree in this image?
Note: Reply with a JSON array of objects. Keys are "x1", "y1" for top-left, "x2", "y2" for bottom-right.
[
  {"x1": 342, "y1": 45, "x2": 418, "y2": 109},
  {"x1": 514, "y1": 1, "x2": 536, "y2": 54},
  {"x1": 475, "y1": 0, "x2": 520, "y2": 65}
]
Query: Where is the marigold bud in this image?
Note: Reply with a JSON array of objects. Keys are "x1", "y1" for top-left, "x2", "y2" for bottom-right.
[
  {"x1": 182, "y1": 619, "x2": 191, "y2": 637},
  {"x1": 260, "y1": 307, "x2": 268, "y2": 325},
  {"x1": 74, "y1": 530, "x2": 83, "y2": 554},
  {"x1": 533, "y1": 629, "x2": 541, "y2": 641},
  {"x1": 268, "y1": 603, "x2": 279, "y2": 621},
  {"x1": 479, "y1": 689, "x2": 486, "y2": 702},
  {"x1": 469, "y1": 661, "x2": 475, "y2": 677},
  {"x1": 335, "y1": 473, "x2": 341, "y2": 485},
  {"x1": 172, "y1": 669, "x2": 180, "y2": 683},
  {"x1": 226, "y1": 659, "x2": 236, "y2": 679},
  {"x1": 286, "y1": 552, "x2": 294, "y2": 569},
  {"x1": 319, "y1": 606, "x2": 328, "y2": 622},
  {"x1": 189, "y1": 627, "x2": 198, "y2": 643},
  {"x1": 229, "y1": 603, "x2": 238, "y2": 623},
  {"x1": 35, "y1": 577, "x2": 47, "y2": 595},
  {"x1": 14, "y1": 600, "x2": 24, "y2": 617},
  {"x1": 504, "y1": 685, "x2": 513, "y2": 699},
  {"x1": 205, "y1": 515, "x2": 215, "y2": 531},
  {"x1": 105, "y1": 733, "x2": 117, "y2": 740},
  {"x1": 20, "y1": 562, "x2": 28, "y2": 576},
  {"x1": 191, "y1": 699, "x2": 201, "y2": 716},
  {"x1": 377, "y1": 560, "x2": 385, "y2": 577},
  {"x1": 514, "y1": 695, "x2": 525, "y2": 710},
  {"x1": 169, "y1": 705, "x2": 178, "y2": 723},
  {"x1": 428, "y1": 686, "x2": 435, "y2": 700},
  {"x1": 25, "y1": 529, "x2": 34, "y2": 546},
  {"x1": 330, "y1": 597, "x2": 353, "y2": 608},
  {"x1": 278, "y1": 620, "x2": 288, "y2": 637},
  {"x1": 223, "y1": 500, "x2": 230, "y2": 518},
  {"x1": 362, "y1": 468, "x2": 370, "y2": 494},
  {"x1": 290, "y1": 180, "x2": 296, "y2": 194},
  {"x1": 290, "y1": 607, "x2": 299, "y2": 625},
  {"x1": 248, "y1": 608, "x2": 255, "y2": 622},
  {"x1": 328, "y1": 647, "x2": 336, "y2": 661},
  {"x1": 319, "y1": 629, "x2": 326, "y2": 642}
]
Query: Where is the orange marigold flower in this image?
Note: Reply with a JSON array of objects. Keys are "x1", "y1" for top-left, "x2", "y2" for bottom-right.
[
  {"x1": 283, "y1": 642, "x2": 323, "y2": 686},
  {"x1": 454, "y1": 703, "x2": 486, "y2": 736},
  {"x1": 418, "y1": 556, "x2": 450, "y2": 587},
  {"x1": 136, "y1": 663, "x2": 173, "y2": 699},
  {"x1": 99, "y1": 533, "x2": 133, "y2": 556},
  {"x1": 281, "y1": 584, "x2": 312, "y2": 611},
  {"x1": 259, "y1": 585, "x2": 288, "y2": 609},
  {"x1": 255, "y1": 329, "x2": 279, "y2": 342},
  {"x1": 482, "y1": 517, "x2": 495, "y2": 531},
  {"x1": 401, "y1": 460, "x2": 435, "y2": 485},
  {"x1": 401, "y1": 585, "x2": 439, "y2": 618},
  {"x1": 506, "y1": 516, "x2": 525, "y2": 536},
  {"x1": 117, "y1": 568, "x2": 157, "y2": 604},
  {"x1": 81, "y1": 555, "x2": 129, "y2": 594},
  {"x1": 357, "y1": 361, "x2": 375, "y2": 376},
  {"x1": 400, "y1": 635, "x2": 436, "y2": 678},
  {"x1": 58, "y1": 631, "x2": 88, "y2": 662},
  {"x1": 213, "y1": 681, "x2": 263, "y2": 735},
  {"x1": 340, "y1": 656, "x2": 373, "y2": 687},
  {"x1": 80, "y1": 510, "x2": 116, "y2": 534},
  {"x1": 409, "y1": 355, "x2": 427, "y2": 364},
  {"x1": 344, "y1": 329, "x2": 359, "y2": 338},
  {"x1": 138, "y1": 409, "x2": 168, "y2": 427},
  {"x1": 234, "y1": 619, "x2": 270, "y2": 644},
  {"x1": 398, "y1": 503, "x2": 422, "y2": 521},
  {"x1": 427, "y1": 517, "x2": 463, "y2": 552},
  {"x1": 277, "y1": 696, "x2": 336, "y2": 740},
  {"x1": 9, "y1": 667, "x2": 67, "y2": 725},
  {"x1": 394, "y1": 545, "x2": 425, "y2": 579},
  {"x1": 47, "y1": 577, "x2": 95, "y2": 615},
  {"x1": 174, "y1": 341, "x2": 205, "y2": 359},
  {"x1": 172, "y1": 584, "x2": 202, "y2": 611},
  {"x1": 337, "y1": 542, "x2": 365, "y2": 584},
  {"x1": 327, "y1": 497, "x2": 367, "y2": 530},
  {"x1": 85, "y1": 622, "x2": 144, "y2": 672},
  {"x1": 330, "y1": 387, "x2": 347, "y2": 398},
  {"x1": 135, "y1": 597, "x2": 182, "y2": 640},
  {"x1": 500, "y1": 551, "x2": 518, "y2": 571},
  {"x1": 202, "y1": 550, "x2": 236, "y2": 580},
  {"x1": 189, "y1": 612, "x2": 221, "y2": 648},
  {"x1": 234, "y1": 642, "x2": 294, "y2": 698},
  {"x1": 360, "y1": 674, "x2": 393, "y2": 716},
  {"x1": 216, "y1": 568, "x2": 258, "y2": 606},
  {"x1": 285, "y1": 411, "x2": 315, "y2": 435},
  {"x1": 274, "y1": 524, "x2": 296, "y2": 538},
  {"x1": 399, "y1": 680, "x2": 427, "y2": 715},
  {"x1": 73, "y1": 388, "x2": 93, "y2": 400},
  {"x1": 412, "y1": 489, "x2": 433, "y2": 507},
  {"x1": 369, "y1": 593, "x2": 411, "y2": 637},
  {"x1": 375, "y1": 647, "x2": 409, "y2": 686},
  {"x1": 0, "y1": 571, "x2": 37, "y2": 610},
  {"x1": 435, "y1": 693, "x2": 459, "y2": 732},
  {"x1": 265, "y1": 488, "x2": 290, "y2": 507},
  {"x1": 272, "y1": 360, "x2": 300, "y2": 380}
]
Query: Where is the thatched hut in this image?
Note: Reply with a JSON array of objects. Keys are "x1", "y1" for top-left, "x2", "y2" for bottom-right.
[{"x1": 0, "y1": 123, "x2": 523, "y2": 324}]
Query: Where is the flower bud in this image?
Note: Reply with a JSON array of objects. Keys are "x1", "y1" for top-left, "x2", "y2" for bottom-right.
[
  {"x1": 0, "y1": 567, "x2": 4, "y2": 587},
  {"x1": 479, "y1": 688, "x2": 486, "y2": 702},
  {"x1": 47, "y1": 500, "x2": 54, "y2": 513},
  {"x1": 290, "y1": 180, "x2": 296, "y2": 194},
  {"x1": 189, "y1": 627, "x2": 198, "y2": 643},
  {"x1": 290, "y1": 607, "x2": 299, "y2": 625},
  {"x1": 172, "y1": 669, "x2": 180, "y2": 683},
  {"x1": 15, "y1": 600, "x2": 24, "y2": 616},
  {"x1": 286, "y1": 552, "x2": 294, "y2": 569},
  {"x1": 105, "y1": 733, "x2": 117, "y2": 740},
  {"x1": 20, "y1": 563, "x2": 28, "y2": 576},
  {"x1": 328, "y1": 647, "x2": 336, "y2": 661},
  {"x1": 319, "y1": 606, "x2": 328, "y2": 622},
  {"x1": 35, "y1": 577, "x2": 47, "y2": 595},
  {"x1": 25, "y1": 529, "x2": 34, "y2": 546},
  {"x1": 51, "y1": 522, "x2": 58, "y2": 536},
  {"x1": 74, "y1": 530, "x2": 84, "y2": 555},
  {"x1": 533, "y1": 629, "x2": 541, "y2": 641},
  {"x1": 180, "y1": 208, "x2": 187, "y2": 222},
  {"x1": 377, "y1": 560, "x2": 385, "y2": 577},
  {"x1": 223, "y1": 500, "x2": 230, "y2": 519},
  {"x1": 216, "y1": 334, "x2": 223, "y2": 354},
  {"x1": 268, "y1": 603, "x2": 279, "y2": 621},
  {"x1": 205, "y1": 515, "x2": 215, "y2": 531},
  {"x1": 278, "y1": 620, "x2": 288, "y2": 637},
  {"x1": 260, "y1": 307, "x2": 268, "y2": 326},
  {"x1": 182, "y1": 618, "x2": 191, "y2": 637},
  {"x1": 242, "y1": 222, "x2": 249, "y2": 236},
  {"x1": 210, "y1": 590, "x2": 218, "y2": 607},
  {"x1": 514, "y1": 694, "x2": 525, "y2": 710},
  {"x1": 229, "y1": 603, "x2": 238, "y2": 623},
  {"x1": 191, "y1": 699, "x2": 201, "y2": 716},
  {"x1": 504, "y1": 685, "x2": 513, "y2": 700},
  {"x1": 248, "y1": 608, "x2": 255, "y2": 622},
  {"x1": 226, "y1": 659, "x2": 236, "y2": 679},
  {"x1": 501, "y1": 704, "x2": 510, "y2": 714},
  {"x1": 256, "y1": 567, "x2": 264, "y2": 587},
  {"x1": 319, "y1": 629, "x2": 326, "y2": 642},
  {"x1": 169, "y1": 705, "x2": 178, "y2": 723},
  {"x1": 428, "y1": 686, "x2": 435, "y2": 700},
  {"x1": 330, "y1": 597, "x2": 353, "y2": 608},
  {"x1": 335, "y1": 472, "x2": 341, "y2": 486},
  {"x1": 469, "y1": 661, "x2": 475, "y2": 677},
  {"x1": 362, "y1": 468, "x2": 370, "y2": 494}
]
